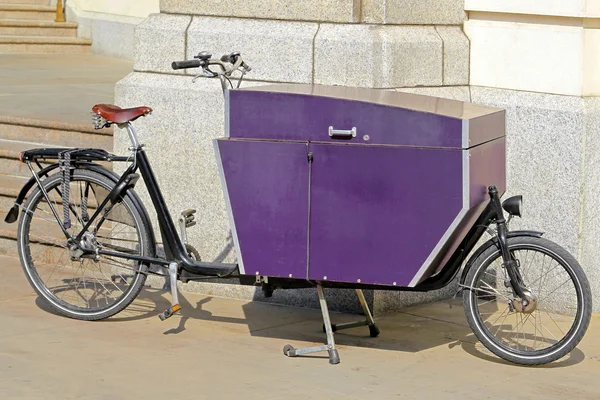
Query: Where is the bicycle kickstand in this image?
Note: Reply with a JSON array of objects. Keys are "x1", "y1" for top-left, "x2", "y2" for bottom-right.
[
  {"x1": 324, "y1": 289, "x2": 380, "y2": 337},
  {"x1": 283, "y1": 283, "x2": 341, "y2": 365},
  {"x1": 158, "y1": 262, "x2": 181, "y2": 321}
]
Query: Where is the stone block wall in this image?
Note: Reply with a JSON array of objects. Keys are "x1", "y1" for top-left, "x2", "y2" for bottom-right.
[
  {"x1": 115, "y1": 0, "x2": 470, "y2": 314},
  {"x1": 463, "y1": 0, "x2": 600, "y2": 312}
]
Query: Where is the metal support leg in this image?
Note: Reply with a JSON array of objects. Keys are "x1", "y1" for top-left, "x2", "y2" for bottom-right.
[
  {"x1": 283, "y1": 283, "x2": 340, "y2": 365},
  {"x1": 323, "y1": 289, "x2": 380, "y2": 337},
  {"x1": 356, "y1": 289, "x2": 380, "y2": 337},
  {"x1": 158, "y1": 262, "x2": 181, "y2": 321}
]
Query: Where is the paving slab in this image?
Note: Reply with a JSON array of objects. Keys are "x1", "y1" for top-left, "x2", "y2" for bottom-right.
[
  {"x1": 0, "y1": 255, "x2": 599, "y2": 399},
  {"x1": 0, "y1": 53, "x2": 132, "y2": 125}
]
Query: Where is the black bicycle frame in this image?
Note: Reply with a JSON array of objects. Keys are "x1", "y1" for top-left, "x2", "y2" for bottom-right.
[
  {"x1": 131, "y1": 149, "x2": 238, "y2": 276},
  {"x1": 65, "y1": 146, "x2": 240, "y2": 277},
  {"x1": 18, "y1": 146, "x2": 526, "y2": 292}
]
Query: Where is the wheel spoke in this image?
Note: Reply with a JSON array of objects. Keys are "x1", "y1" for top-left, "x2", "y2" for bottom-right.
[
  {"x1": 537, "y1": 277, "x2": 573, "y2": 304},
  {"x1": 479, "y1": 281, "x2": 512, "y2": 301}
]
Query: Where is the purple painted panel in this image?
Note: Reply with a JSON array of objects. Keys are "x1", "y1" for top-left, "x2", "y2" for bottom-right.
[
  {"x1": 217, "y1": 139, "x2": 309, "y2": 279},
  {"x1": 229, "y1": 91, "x2": 464, "y2": 148},
  {"x1": 307, "y1": 143, "x2": 463, "y2": 286}
]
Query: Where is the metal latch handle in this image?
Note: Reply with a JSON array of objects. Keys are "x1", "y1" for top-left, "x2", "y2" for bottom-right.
[{"x1": 328, "y1": 126, "x2": 356, "y2": 138}]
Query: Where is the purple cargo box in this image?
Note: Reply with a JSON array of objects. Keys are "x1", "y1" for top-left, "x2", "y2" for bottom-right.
[{"x1": 215, "y1": 84, "x2": 506, "y2": 288}]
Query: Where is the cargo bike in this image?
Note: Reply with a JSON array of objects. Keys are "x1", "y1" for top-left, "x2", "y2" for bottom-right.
[{"x1": 5, "y1": 52, "x2": 592, "y2": 366}]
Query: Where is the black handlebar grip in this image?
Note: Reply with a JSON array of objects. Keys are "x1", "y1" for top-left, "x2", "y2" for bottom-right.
[{"x1": 171, "y1": 60, "x2": 202, "y2": 70}]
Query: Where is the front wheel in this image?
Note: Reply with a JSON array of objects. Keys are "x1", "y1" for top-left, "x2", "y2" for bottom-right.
[{"x1": 463, "y1": 236, "x2": 592, "y2": 365}]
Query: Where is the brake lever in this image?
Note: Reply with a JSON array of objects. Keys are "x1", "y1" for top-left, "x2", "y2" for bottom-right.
[
  {"x1": 192, "y1": 68, "x2": 217, "y2": 83},
  {"x1": 236, "y1": 69, "x2": 246, "y2": 88}
]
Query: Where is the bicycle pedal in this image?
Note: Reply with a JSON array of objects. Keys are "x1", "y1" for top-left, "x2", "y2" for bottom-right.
[
  {"x1": 181, "y1": 209, "x2": 197, "y2": 228},
  {"x1": 181, "y1": 209, "x2": 197, "y2": 217},
  {"x1": 158, "y1": 304, "x2": 181, "y2": 321}
]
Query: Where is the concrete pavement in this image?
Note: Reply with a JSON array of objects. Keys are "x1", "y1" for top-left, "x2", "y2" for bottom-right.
[{"x1": 0, "y1": 255, "x2": 599, "y2": 399}]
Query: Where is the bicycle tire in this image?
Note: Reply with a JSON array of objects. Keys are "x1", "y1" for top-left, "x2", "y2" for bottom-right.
[
  {"x1": 17, "y1": 169, "x2": 152, "y2": 321},
  {"x1": 463, "y1": 236, "x2": 592, "y2": 365}
]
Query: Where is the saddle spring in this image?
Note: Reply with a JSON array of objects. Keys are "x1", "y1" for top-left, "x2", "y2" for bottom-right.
[{"x1": 92, "y1": 112, "x2": 111, "y2": 130}]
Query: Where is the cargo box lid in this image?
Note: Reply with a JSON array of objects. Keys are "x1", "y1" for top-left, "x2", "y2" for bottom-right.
[{"x1": 226, "y1": 84, "x2": 505, "y2": 149}]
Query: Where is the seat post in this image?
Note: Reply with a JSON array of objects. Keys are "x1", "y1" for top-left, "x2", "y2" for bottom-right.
[{"x1": 123, "y1": 122, "x2": 141, "y2": 148}]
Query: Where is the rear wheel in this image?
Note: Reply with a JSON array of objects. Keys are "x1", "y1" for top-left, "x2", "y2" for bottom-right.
[
  {"x1": 463, "y1": 236, "x2": 592, "y2": 365},
  {"x1": 17, "y1": 169, "x2": 151, "y2": 320}
]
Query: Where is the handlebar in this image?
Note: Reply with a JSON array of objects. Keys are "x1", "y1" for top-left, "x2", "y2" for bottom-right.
[
  {"x1": 171, "y1": 51, "x2": 250, "y2": 75},
  {"x1": 171, "y1": 51, "x2": 251, "y2": 93},
  {"x1": 171, "y1": 59, "x2": 202, "y2": 70}
]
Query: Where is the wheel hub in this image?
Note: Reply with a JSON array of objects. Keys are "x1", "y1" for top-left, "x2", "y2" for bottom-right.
[
  {"x1": 79, "y1": 231, "x2": 98, "y2": 251},
  {"x1": 512, "y1": 291, "x2": 537, "y2": 313},
  {"x1": 69, "y1": 232, "x2": 99, "y2": 261}
]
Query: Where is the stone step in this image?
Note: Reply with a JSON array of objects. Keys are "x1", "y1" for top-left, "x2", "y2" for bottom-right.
[
  {"x1": 0, "y1": 174, "x2": 24, "y2": 199},
  {"x1": 0, "y1": 205, "x2": 132, "y2": 261},
  {"x1": 0, "y1": 4, "x2": 55, "y2": 20},
  {"x1": 0, "y1": 35, "x2": 90, "y2": 53},
  {"x1": 0, "y1": 174, "x2": 26, "y2": 211},
  {"x1": 0, "y1": 209, "x2": 101, "y2": 242},
  {"x1": 0, "y1": 0, "x2": 50, "y2": 5},
  {"x1": 0, "y1": 211, "x2": 34, "y2": 257},
  {"x1": 0, "y1": 116, "x2": 113, "y2": 149},
  {"x1": 0, "y1": 236, "x2": 18, "y2": 257},
  {"x1": 0, "y1": 138, "x2": 59, "y2": 177},
  {"x1": 0, "y1": 172, "x2": 106, "y2": 209},
  {"x1": 0, "y1": 138, "x2": 114, "y2": 178},
  {"x1": 0, "y1": 211, "x2": 70, "y2": 260},
  {"x1": 0, "y1": 19, "x2": 77, "y2": 37}
]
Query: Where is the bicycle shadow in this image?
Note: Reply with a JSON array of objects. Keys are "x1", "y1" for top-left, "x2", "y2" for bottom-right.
[
  {"x1": 447, "y1": 336, "x2": 585, "y2": 368},
  {"x1": 34, "y1": 284, "x2": 587, "y2": 367},
  {"x1": 68, "y1": 289, "x2": 585, "y2": 367}
]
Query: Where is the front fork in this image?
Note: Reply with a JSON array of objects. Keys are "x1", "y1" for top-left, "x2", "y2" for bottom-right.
[{"x1": 489, "y1": 186, "x2": 528, "y2": 302}]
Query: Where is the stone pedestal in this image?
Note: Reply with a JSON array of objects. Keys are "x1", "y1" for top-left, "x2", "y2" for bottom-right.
[
  {"x1": 468, "y1": 88, "x2": 600, "y2": 311},
  {"x1": 463, "y1": 0, "x2": 600, "y2": 311}
]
